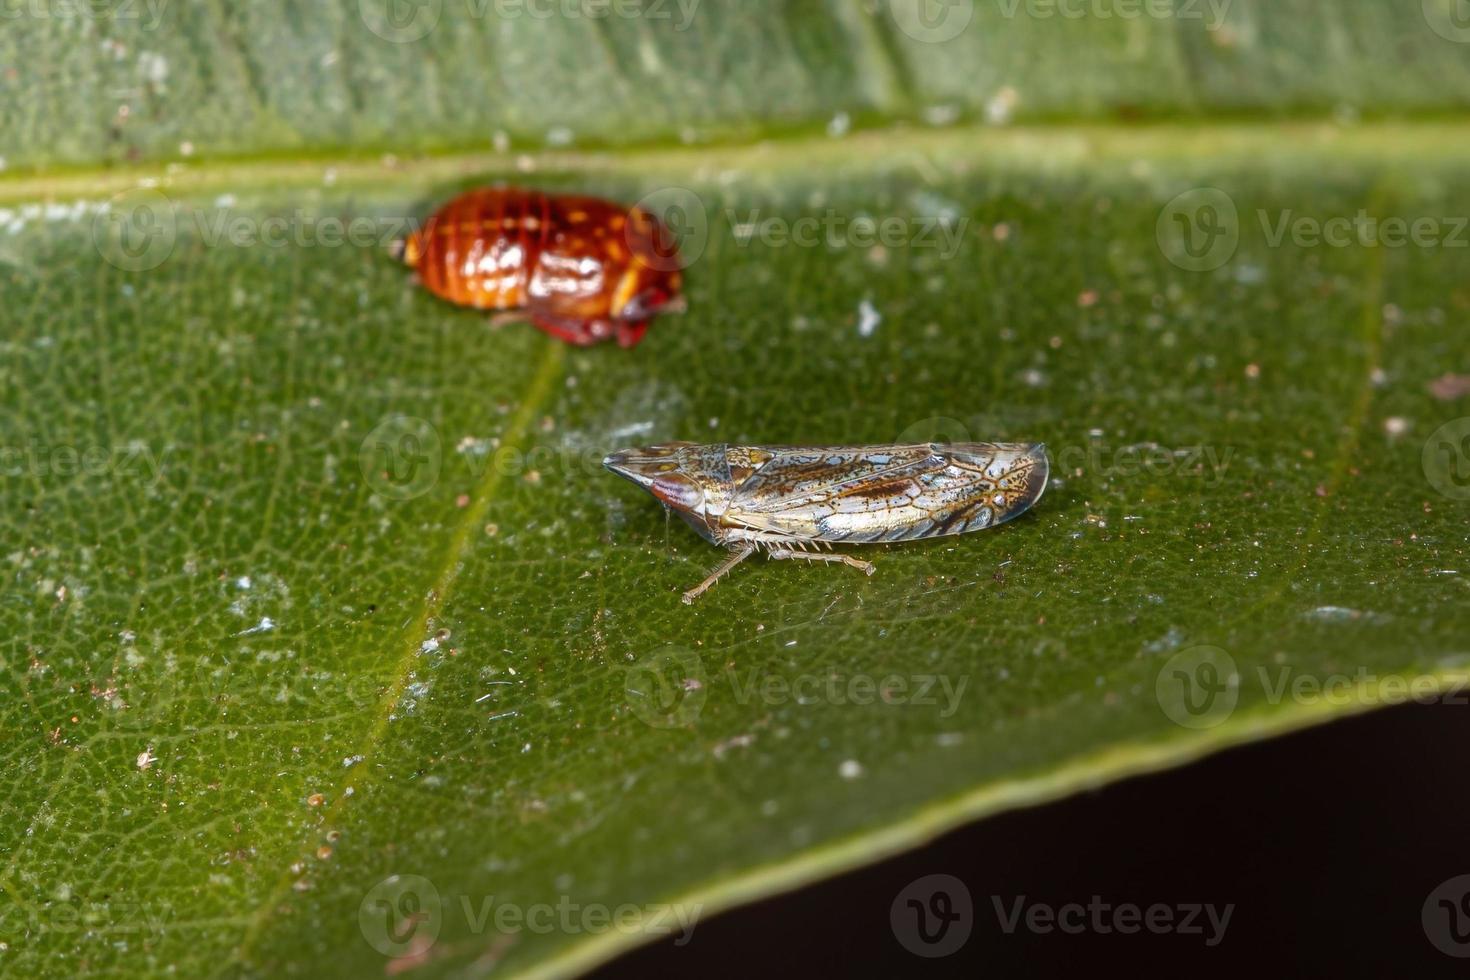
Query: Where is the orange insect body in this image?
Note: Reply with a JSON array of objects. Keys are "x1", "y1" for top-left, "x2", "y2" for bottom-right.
[{"x1": 402, "y1": 187, "x2": 685, "y2": 348}]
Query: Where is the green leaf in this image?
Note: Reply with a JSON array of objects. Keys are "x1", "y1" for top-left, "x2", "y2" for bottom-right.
[
  {"x1": 3, "y1": 3, "x2": 1470, "y2": 977},
  {"x1": 5, "y1": 0, "x2": 1470, "y2": 170},
  {"x1": 3, "y1": 121, "x2": 1468, "y2": 977}
]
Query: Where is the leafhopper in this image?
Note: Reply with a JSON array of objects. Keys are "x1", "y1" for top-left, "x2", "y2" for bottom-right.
[{"x1": 603, "y1": 441, "x2": 1049, "y2": 603}]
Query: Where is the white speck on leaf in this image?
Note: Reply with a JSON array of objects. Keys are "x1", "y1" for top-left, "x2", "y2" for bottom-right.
[
  {"x1": 857, "y1": 299, "x2": 881, "y2": 338},
  {"x1": 138, "y1": 51, "x2": 169, "y2": 87},
  {"x1": 713, "y1": 734, "x2": 755, "y2": 759},
  {"x1": 233, "y1": 617, "x2": 274, "y2": 637},
  {"x1": 1304, "y1": 606, "x2": 1376, "y2": 623},
  {"x1": 608, "y1": 420, "x2": 654, "y2": 441},
  {"x1": 985, "y1": 86, "x2": 1018, "y2": 125},
  {"x1": 922, "y1": 104, "x2": 960, "y2": 126}
]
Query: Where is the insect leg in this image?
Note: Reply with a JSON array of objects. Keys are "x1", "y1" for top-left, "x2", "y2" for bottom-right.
[
  {"x1": 487, "y1": 311, "x2": 528, "y2": 330},
  {"x1": 529, "y1": 313, "x2": 612, "y2": 347},
  {"x1": 682, "y1": 543, "x2": 757, "y2": 605},
  {"x1": 615, "y1": 320, "x2": 649, "y2": 348},
  {"x1": 766, "y1": 547, "x2": 876, "y2": 577}
]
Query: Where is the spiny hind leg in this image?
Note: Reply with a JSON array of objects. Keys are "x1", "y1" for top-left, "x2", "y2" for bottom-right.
[
  {"x1": 766, "y1": 546, "x2": 875, "y2": 577},
  {"x1": 682, "y1": 543, "x2": 757, "y2": 605}
]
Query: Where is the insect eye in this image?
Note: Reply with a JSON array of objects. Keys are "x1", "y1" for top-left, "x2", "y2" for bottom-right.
[
  {"x1": 650, "y1": 472, "x2": 702, "y2": 511},
  {"x1": 656, "y1": 463, "x2": 679, "y2": 472}
]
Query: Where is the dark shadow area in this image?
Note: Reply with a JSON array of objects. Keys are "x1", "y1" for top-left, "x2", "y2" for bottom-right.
[{"x1": 597, "y1": 698, "x2": 1470, "y2": 978}]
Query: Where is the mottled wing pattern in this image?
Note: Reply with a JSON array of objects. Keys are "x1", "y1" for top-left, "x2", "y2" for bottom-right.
[{"x1": 724, "y1": 443, "x2": 1047, "y2": 544}]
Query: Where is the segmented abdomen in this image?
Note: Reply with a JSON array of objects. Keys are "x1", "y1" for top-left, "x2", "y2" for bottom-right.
[{"x1": 409, "y1": 188, "x2": 554, "y2": 310}]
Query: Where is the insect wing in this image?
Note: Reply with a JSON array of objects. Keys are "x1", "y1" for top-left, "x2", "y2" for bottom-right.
[{"x1": 725, "y1": 443, "x2": 1047, "y2": 543}]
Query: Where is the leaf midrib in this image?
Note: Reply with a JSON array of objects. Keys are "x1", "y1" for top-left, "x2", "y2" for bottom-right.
[
  {"x1": 222, "y1": 339, "x2": 567, "y2": 972},
  {"x1": 3, "y1": 120, "x2": 1470, "y2": 208}
]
